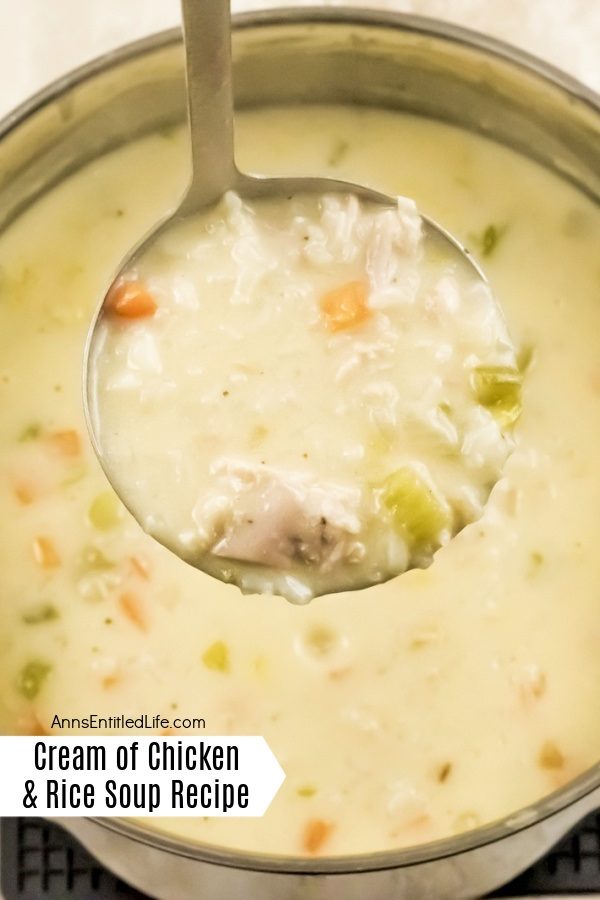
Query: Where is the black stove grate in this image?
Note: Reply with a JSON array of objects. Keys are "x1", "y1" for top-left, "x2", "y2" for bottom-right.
[
  {"x1": 3, "y1": 814, "x2": 600, "y2": 899},
  {"x1": 2, "y1": 819, "x2": 144, "y2": 898},
  {"x1": 490, "y1": 811, "x2": 600, "y2": 895}
]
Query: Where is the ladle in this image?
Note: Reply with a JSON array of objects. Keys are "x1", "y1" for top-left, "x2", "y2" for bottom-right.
[{"x1": 84, "y1": 0, "x2": 489, "y2": 594}]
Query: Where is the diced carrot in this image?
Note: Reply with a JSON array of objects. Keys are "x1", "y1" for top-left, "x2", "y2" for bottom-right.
[
  {"x1": 48, "y1": 429, "x2": 81, "y2": 457},
  {"x1": 405, "y1": 814, "x2": 432, "y2": 831},
  {"x1": 328, "y1": 667, "x2": 352, "y2": 681},
  {"x1": 390, "y1": 814, "x2": 433, "y2": 841},
  {"x1": 17, "y1": 714, "x2": 50, "y2": 736},
  {"x1": 538, "y1": 740, "x2": 564, "y2": 770},
  {"x1": 118, "y1": 592, "x2": 148, "y2": 631},
  {"x1": 550, "y1": 769, "x2": 574, "y2": 791},
  {"x1": 106, "y1": 280, "x2": 157, "y2": 319},
  {"x1": 319, "y1": 281, "x2": 371, "y2": 332},
  {"x1": 14, "y1": 481, "x2": 37, "y2": 505},
  {"x1": 130, "y1": 554, "x2": 150, "y2": 579},
  {"x1": 102, "y1": 674, "x2": 122, "y2": 690},
  {"x1": 32, "y1": 536, "x2": 60, "y2": 568},
  {"x1": 302, "y1": 819, "x2": 334, "y2": 855}
]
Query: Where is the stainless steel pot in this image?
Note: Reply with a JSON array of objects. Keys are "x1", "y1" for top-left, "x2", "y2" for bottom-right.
[{"x1": 2, "y1": 8, "x2": 599, "y2": 899}]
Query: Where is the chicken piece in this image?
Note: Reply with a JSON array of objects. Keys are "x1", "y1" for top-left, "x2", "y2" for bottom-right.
[{"x1": 192, "y1": 460, "x2": 365, "y2": 572}]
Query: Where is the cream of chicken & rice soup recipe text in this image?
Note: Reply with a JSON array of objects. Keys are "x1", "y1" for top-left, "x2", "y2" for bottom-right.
[{"x1": 33, "y1": 740, "x2": 239, "y2": 772}]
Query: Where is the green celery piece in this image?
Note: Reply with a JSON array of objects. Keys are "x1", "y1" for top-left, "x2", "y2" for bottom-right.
[
  {"x1": 480, "y1": 223, "x2": 507, "y2": 257},
  {"x1": 22, "y1": 604, "x2": 59, "y2": 625},
  {"x1": 88, "y1": 491, "x2": 123, "y2": 531},
  {"x1": 297, "y1": 785, "x2": 317, "y2": 798},
  {"x1": 517, "y1": 343, "x2": 535, "y2": 375},
  {"x1": 78, "y1": 546, "x2": 115, "y2": 572},
  {"x1": 17, "y1": 660, "x2": 52, "y2": 700},
  {"x1": 328, "y1": 138, "x2": 350, "y2": 167},
  {"x1": 202, "y1": 640, "x2": 230, "y2": 673},
  {"x1": 18, "y1": 423, "x2": 41, "y2": 442},
  {"x1": 61, "y1": 464, "x2": 87, "y2": 488},
  {"x1": 381, "y1": 467, "x2": 450, "y2": 548},
  {"x1": 157, "y1": 122, "x2": 179, "y2": 141},
  {"x1": 472, "y1": 365, "x2": 522, "y2": 426}
]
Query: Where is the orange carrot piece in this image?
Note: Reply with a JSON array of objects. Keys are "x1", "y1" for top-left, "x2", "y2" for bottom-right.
[
  {"x1": 320, "y1": 281, "x2": 371, "y2": 332},
  {"x1": 538, "y1": 740, "x2": 564, "y2": 770},
  {"x1": 302, "y1": 819, "x2": 334, "y2": 855},
  {"x1": 106, "y1": 280, "x2": 157, "y2": 319},
  {"x1": 102, "y1": 674, "x2": 122, "y2": 690},
  {"x1": 48, "y1": 429, "x2": 81, "y2": 457},
  {"x1": 14, "y1": 481, "x2": 37, "y2": 505},
  {"x1": 17, "y1": 713, "x2": 49, "y2": 736},
  {"x1": 130, "y1": 554, "x2": 150, "y2": 579},
  {"x1": 119, "y1": 592, "x2": 148, "y2": 631},
  {"x1": 390, "y1": 814, "x2": 433, "y2": 841},
  {"x1": 32, "y1": 536, "x2": 60, "y2": 568},
  {"x1": 405, "y1": 814, "x2": 432, "y2": 831}
]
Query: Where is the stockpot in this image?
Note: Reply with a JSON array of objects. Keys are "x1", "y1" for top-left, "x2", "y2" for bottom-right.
[{"x1": 1, "y1": 8, "x2": 599, "y2": 899}]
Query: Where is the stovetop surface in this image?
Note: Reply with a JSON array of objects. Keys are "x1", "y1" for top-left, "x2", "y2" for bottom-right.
[{"x1": 3, "y1": 813, "x2": 600, "y2": 898}]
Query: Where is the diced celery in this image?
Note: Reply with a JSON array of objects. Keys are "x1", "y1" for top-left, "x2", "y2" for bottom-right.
[
  {"x1": 157, "y1": 123, "x2": 179, "y2": 141},
  {"x1": 528, "y1": 551, "x2": 544, "y2": 578},
  {"x1": 22, "y1": 604, "x2": 59, "y2": 625},
  {"x1": 297, "y1": 785, "x2": 317, "y2": 798},
  {"x1": 61, "y1": 464, "x2": 87, "y2": 488},
  {"x1": 480, "y1": 223, "x2": 507, "y2": 257},
  {"x1": 381, "y1": 467, "x2": 450, "y2": 548},
  {"x1": 79, "y1": 546, "x2": 115, "y2": 572},
  {"x1": 202, "y1": 640, "x2": 230, "y2": 673},
  {"x1": 517, "y1": 343, "x2": 535, "y2": 375},
  {"x1": 328, "y1": 138, "x2": 349, "y2": 167},
  {"x1": 248, "y1": 424, "x2": 268, "y2": 448},
  {"x1": 304, "y1": 625, "x2": 336, "y2": 658},
  {"x1": 471, "y1": 365, "x2": 522, "y2": 426},
  {"x1": 18, "y1": 423, "x2": 41, "y2": 442},
  {"x1": 17, "y1": 660, "x2": 52, "y2": 700},
  {"x1": 88, "y1": 491, "x2": 123, "y2": 531},
  {"x1": 5, "y1": 265, "x2": 35, "y2": 305}
]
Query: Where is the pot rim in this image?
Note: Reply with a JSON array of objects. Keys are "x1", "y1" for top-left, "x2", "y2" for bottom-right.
[{"x1": 3, "y1": 5, "x2": 600, "y2": 876}]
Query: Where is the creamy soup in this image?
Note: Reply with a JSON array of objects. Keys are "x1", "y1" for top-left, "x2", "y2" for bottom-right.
[
  {"x1": 90, "y1": 190, "x2": 518, "y2": 602},
  {"x1": 1, "y1": 106, "x2": 600, "y2": 858}
]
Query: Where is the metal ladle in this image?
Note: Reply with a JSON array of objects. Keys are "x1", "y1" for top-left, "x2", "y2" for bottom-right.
[{"x1": 84, "y1": 0, "x2": 488, "y2": 583}]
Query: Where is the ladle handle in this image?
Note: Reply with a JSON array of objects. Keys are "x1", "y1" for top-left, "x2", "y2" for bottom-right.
[{"x1": 180, "y1": 0, "x2": 237, "y2": 211}]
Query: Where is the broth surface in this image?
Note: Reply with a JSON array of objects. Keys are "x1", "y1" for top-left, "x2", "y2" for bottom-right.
[{"x1": 1, "y1": 106, "x2": 600, "y2": 856}]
